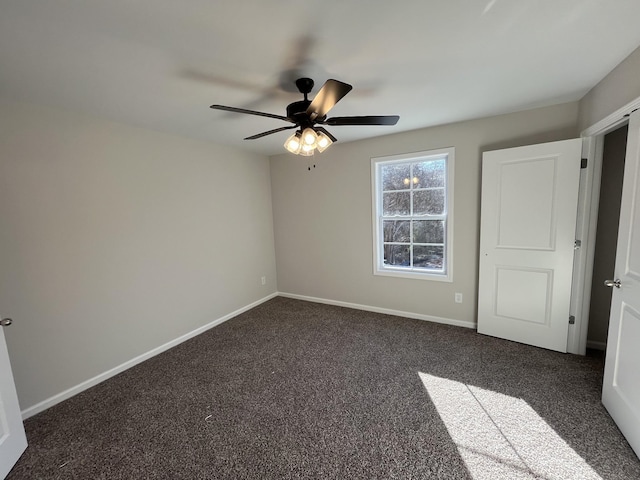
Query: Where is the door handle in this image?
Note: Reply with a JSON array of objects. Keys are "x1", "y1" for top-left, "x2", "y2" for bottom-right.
[
  {"x1": 604, "y1": 279, "x2": 621, "y2": 288},
  {"x1": 0, "y1": 318, "x2": 13, "y2": 327}
]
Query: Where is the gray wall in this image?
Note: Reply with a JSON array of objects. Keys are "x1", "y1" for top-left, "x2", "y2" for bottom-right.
[
  {"x1": 5, "y1": 39, "x2": 638, "y2": 413},
  {"x1": 270, "y1": 103, "x2": 579, "y2": 325},
  {"x1": 579, "y1": 46, "x2": 640, "y2": 131},
  {"x1": 0, "y1": 99, "x2": 277, "y2": 411}
]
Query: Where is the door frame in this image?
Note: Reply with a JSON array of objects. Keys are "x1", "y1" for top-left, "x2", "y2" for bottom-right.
[{"x1": 569, "y1": 96, "x2": 640, "y2": 355}]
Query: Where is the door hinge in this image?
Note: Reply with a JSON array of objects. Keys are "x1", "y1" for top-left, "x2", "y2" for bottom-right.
[
  {"x1": 569, "y1": 315, "x2": 575, "y2": 325},
  {"x1": 581, "y1": 158, "x2": 588, "y2": 169},
  {"x1": 574, "y1": 239, "x2": 582, "y2": 250}
]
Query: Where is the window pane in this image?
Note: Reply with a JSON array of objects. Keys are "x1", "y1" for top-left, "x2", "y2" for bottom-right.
[
  {"x1": 414, "y1": 159, "x2": 445, "y2": 188},
  {"x1": 413, "y1": 189, "x2": 444, "y2": 215},
  {"x1": 383, "y1": 191, "x2": 410, "y2": 216},
  {"x1": 374, "y1": 148, "x2": 452, "y2": 279},
  {"x1": 413, "y1": 246, "x2": 444, "y2": 269},
  {"x1": 382, "y1": 164, "x2": 411, "y2": 191},
  {"x1": 383, "y1": 220, "x2": 410, "y2": 242},
  {"x1": 413, "y1": 220, "x2": 444, "y2": 243},
  {"x1": 384, "y1": 244, "x2": 410, "y2": 266}
]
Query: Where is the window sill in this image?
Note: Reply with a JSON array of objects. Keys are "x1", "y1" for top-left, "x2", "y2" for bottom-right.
[{"x1": 374, "y1": 268, "x2": 452, "y2": 282}]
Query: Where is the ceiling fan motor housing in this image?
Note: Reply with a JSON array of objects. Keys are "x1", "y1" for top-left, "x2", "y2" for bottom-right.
[{"x1": 286, "y1": 100, "x2": 313, "y2": 126}]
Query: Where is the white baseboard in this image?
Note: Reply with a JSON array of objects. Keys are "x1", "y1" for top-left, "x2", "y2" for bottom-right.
[
  {"x1": 22, "y1": 291, "x2": 472, "y2": 419},
  {"x1": 586, "y1": 340, "x2": 607, "y2": 351},
  {"x1": 278, "y1": 292, "x2": 477, "y2": 330},
  {"x1": 21, "y1": 292, "x2": 278, "y2": 420}
]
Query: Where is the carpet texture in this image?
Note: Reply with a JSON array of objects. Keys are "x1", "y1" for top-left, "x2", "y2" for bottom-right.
[{"x1": 8, "y1": 297, "x2": 640, "y2": 479}]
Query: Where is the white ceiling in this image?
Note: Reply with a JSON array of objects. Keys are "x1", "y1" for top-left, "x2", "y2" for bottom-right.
[{"x1": 2, "y1": 1, "x2": 640, "y2": 156}]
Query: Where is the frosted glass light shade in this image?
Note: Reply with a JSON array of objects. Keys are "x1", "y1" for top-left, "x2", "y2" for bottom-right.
[
  {"x1": 284, "y1": 132, "x2": 302, "y2": 154},
  {"x1": 299, "y1": 143, "x2": 315, "y2": 156},
  {"x1": 316, "y1": 132, "x2": 333, "y2": 152},
  {"x1": 302, "y1": 127, "x2": 318, "y2": 146},
  {"x1": 283, "y1": 128, "x2": 333, "y2": 155}
]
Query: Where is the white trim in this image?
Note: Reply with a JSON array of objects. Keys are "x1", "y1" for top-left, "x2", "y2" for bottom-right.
[
  {"x1": 278, "y1": 292, "x2": 476, "y2": 329},
  {"x1": 570, "y1": 94, "x2": 640, "y2": 355},
  {"x1": 21, "y1": 292, "x2": 278, "y2": 419},
  {"x1": 581, "y1": 98, "x2": 640, "y2": 138},
  {"x1": 587, "y1": 340, "x2": 607, "y2": 351},
  {"x1": 567, "y1": 136, "x2": 601, "y2": 354},
  {"x1": 371, "y1": 147, "x2": 455, "y2": 283},
  {"x1": 578, "y1": 135, "x2": 605, "y2": 354}
]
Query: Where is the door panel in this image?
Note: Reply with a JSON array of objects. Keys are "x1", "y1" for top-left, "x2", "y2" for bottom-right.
[
  {"x1": 495, "y1": 267, "x2": 552, "y2": 324},
  {"x1": 602, "y1": 109, "x2": 640, "y2": 457},
  {"x1": 478, "y1": 139, "x2": 582, "y2": 352},
  {"x1": 0, "y1": 325, "x2": 27, "y2": 478},
  {"x1": 497, "y1": 156, "x2": 557, "y2": 249}
]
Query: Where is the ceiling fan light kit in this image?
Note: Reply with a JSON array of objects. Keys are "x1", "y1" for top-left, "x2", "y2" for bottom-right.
[
  {"x1": 210, "y1": 77, "x2": 399, "y2": 156},
  {"x1": 284, "y1": 131, "x2": 303, "y2": 154},
  {"x1": 315, "y1": 131, "x2": 332, "y2": 152}
]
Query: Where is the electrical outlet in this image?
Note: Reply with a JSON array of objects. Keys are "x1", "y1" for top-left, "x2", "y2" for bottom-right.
[
  {"x1": 454, "y1": 293, "x2": 463, "y2": 304},
  {"x1": 261, "y1": 276, "x2": 266, "y2": 286}
]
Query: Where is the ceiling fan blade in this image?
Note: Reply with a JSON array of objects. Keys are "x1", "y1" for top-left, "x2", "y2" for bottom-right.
[
  {"x1": 244, "y1": 125, "x2": 298, "y2": 140},
  {"x1": 324, "y1": 115, "x2": 400, "y2": 126},
  {"x1": 210, "y1": 104, "x2": 293, "y2": 122},
  {"x1": 314, "y1": 126, "x2": 337, "y2": 143},
  {"x1": 306, "y1": 79, "x2": 353, "y2": 120}
]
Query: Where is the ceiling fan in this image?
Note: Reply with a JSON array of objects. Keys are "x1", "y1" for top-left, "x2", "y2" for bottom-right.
[{"x1": 210, "y1": 78, "x2": 399, "y2": 155}]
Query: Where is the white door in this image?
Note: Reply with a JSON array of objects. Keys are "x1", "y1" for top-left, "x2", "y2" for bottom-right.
[
  {"x1": 602, "y1": 109, "x2": 640, "y2": 457},
  {"x1": 478, "y1": 139, "x2": 582, "y2": 352},
  {"x1": 0, "y1": 320, "x2": 27, "y2": 478}
]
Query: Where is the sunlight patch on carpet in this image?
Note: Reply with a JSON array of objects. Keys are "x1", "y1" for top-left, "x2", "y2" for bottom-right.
[{"x1": 418, "y1": 373, "x2": 602, "y2": 480}]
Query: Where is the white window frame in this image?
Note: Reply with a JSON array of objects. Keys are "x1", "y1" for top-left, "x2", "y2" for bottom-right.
[{"x1": 371, "y1": 147, "x2": 454, "y2": 282}]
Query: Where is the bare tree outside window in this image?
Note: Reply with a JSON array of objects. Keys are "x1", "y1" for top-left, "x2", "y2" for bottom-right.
[{"x1": 373, "y1": 148, "x2": 453, "y2": 281}]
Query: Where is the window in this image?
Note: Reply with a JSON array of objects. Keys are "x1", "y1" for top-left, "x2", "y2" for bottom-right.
[{"x1": 371, "y1": 148, "x2": 454, "y2": 281}]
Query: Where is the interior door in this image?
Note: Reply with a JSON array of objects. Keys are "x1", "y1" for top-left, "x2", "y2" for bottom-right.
[
  {"x1": 0, "y1": 320, "x2": 27, "y2": 478},
  {"x1": 602, "y1": 110, "x2": 640, "y2": 457},
  {"x1": 478, "y1": 139, "x2": 582, "y2": 352}
]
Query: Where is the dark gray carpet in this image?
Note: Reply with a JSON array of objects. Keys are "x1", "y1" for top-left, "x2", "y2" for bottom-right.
[{"x1": 8, "y1": 297, "x2": 640, "y2": 479}]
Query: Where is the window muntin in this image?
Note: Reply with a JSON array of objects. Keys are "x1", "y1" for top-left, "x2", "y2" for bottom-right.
[{"x1": 372, "y1": 148, "x2": 453, "y2": 281}]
